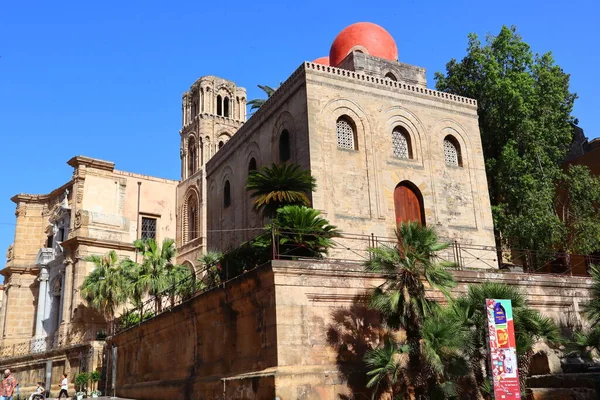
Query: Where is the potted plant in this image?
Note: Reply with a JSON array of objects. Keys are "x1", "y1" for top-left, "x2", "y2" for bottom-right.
[
  {"x1": 75, "y1": 372, "x2": 89, "y2": 400},
  {"x1": 89, "y1": 370, "x2": 101, "y2": 398},
  {"x1": 95, "y1": 331, "x2": 107, "y2": 340}
]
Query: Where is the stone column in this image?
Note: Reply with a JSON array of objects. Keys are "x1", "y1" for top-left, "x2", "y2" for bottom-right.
[
  {"x1": 58, "y1": 272, "x2": 65, "y2": 326},
  {"x1": 35, "y1": 269, "x2": 49, "y2": 337},
  {"x1": 61, "y1": 258, "x2": 73, "y2": 327},
  {"x1": 0, "y1": 286, "x2": 9, "y2": 339}
]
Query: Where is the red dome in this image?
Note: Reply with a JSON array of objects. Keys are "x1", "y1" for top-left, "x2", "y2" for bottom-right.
[
  {"x1": 313, "y1": 56, "x2": 330, "y2": 66},
  {"x1": 329, "y1": 22, "x2": 398, "y2": 67}
]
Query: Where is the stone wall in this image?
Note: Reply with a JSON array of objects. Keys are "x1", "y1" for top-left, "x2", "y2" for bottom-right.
[
  {"x1": 0, "y1": 341, "x2": 104, "y2": 396},
  {"x1": 110, "y1": 260, "x2": 593, "y2": 400},
  {"x1": 112, "y1": 266, "x2": 277, "y2": 400}
]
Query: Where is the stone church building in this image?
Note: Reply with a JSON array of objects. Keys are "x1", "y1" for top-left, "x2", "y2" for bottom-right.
[
  {"x1": 176, "y1": 21, "x2": 495, "y2": 261},
  {"x1": 0, "y1": 156, "x2": 176, "y2": 384}
]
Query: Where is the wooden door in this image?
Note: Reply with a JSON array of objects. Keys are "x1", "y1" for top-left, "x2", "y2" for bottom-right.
[{"x1": 394, "y1": 183, "x2": 424, "y2": 226}]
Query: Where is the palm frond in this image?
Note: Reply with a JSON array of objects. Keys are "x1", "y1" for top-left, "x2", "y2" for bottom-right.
[{"x1": 246, "y1": 163, "x2": 316, "y2": 218}]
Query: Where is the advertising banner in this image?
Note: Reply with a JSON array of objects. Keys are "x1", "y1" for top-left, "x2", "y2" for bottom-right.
[{"x1": 486, "y1": 299, "x2": 520, "y2": 399}]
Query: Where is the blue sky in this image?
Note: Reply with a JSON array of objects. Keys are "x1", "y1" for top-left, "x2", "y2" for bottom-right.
[{"x1": 1, "y1": 0, "x2": 598, "y2": 267}]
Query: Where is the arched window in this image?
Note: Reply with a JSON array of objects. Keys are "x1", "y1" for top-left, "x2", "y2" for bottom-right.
[
  {"x1": 443, "y1": 136, "x2": 463, "y2": 167},
  {"x1": 189, "y1": 203, "x2": 197, "y2": 240},
  {"x1": 279, "y1": 130, "x2": 291, "y2": 162},
  {"x1": 224, "y1": 97, "x2": 230, "y2": 118},
  {"x1": 248, "y1": 158, "x2": 257, "y2": 172},
  {"x1": 188, "y1": 137, "x2": 197, "y2": 177},
  {"x1": 200, "y1": 88, "x2": 204, "y2": 113},
  {"x1": 216, "y1": 95, "x2": 223, "y2": 116},
  {"x1": 385, "y1": 72, "x2": 397, "y2": 81},
  {"x1": 185, "y1": 191, "x2": 199, "y2": 243},
  {"x1": 218, "y1": 141, "x2": 224, "y2": 150},
  {"x1": 392, "y1": 127, "x2": 413, "y2": 159},
  {"x1": 223, "y1": 181, "x2": 231, "y2": 208},
  {"x1": 336, "y1": 116, "x2": 357, "y2": 150}
]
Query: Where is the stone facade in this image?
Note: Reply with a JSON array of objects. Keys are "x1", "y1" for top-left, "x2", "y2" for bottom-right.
[
  {"x1": 176, "y1": 76, "x2": 246, "y2": 270},
  {"x1": 0, "y1": 156, "x2": 177, "y2": 349},
  {"x1": 204, "y1": 52, "x2": 495, "y2": 254},
  {"x1": 111, "y1": 259, "x2": 594, "y2": 400}
]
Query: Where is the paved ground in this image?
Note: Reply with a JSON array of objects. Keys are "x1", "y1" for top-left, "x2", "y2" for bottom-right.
[{"x1": 44, "y1": 397, "x2": 135, "y2": 400}]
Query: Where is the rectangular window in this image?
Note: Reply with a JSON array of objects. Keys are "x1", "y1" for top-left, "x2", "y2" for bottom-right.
[
  {"x1": 141, "y1": 217, "x2": 157, "y2": 241},
  {"x1": 47, "y1": 235, "x2": 53, "y2": 248}
]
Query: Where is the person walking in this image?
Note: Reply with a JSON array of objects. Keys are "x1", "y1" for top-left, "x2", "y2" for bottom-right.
[
  {"x1": 0, "y1": 369, "x2": 18, "y2": 400},
  {"x1": 57, "y1": 374, "x2": 69, "y2": 399}
]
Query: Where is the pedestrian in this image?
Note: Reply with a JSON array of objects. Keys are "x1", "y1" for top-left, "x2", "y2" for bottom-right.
[
  {"x1": 28, "y1": 381, "x2": 45, "y2": 400},
  {"x1": 57, "y1": 374, "x2": 69, "y2": 399},
  {"x1": 0, "y1": 369, "x2": 18, "y2": 400}
]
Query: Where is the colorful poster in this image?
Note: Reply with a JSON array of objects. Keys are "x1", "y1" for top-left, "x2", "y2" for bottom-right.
[{"x1": 486, "y1": 299, "x2": 520, "y2": 399}]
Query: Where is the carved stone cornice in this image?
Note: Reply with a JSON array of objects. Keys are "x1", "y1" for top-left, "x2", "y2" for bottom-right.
[
  {"x1": 67, "y1": 156, "x2": 114, "y2": 172},
  {"x1": 61, "y1": 236, "x2": 135, "y2": 255}
]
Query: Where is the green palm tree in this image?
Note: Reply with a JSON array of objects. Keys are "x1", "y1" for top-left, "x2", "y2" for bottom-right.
[
  {"x1": 364, "y1": 221, "x2": 457, "y2": 397},
  {"x1": 198, "y1": 251, "x2": 224, "y2": 288},
  {"x1": 451, "y1": 282, "x2": 561, "y2": 397},
  {"x1": 247, "y1": 84, "x2": 279, "y2": 112},
  {"x1": 567, "y1": 265, "x2": 600, "y2": 361},
  {"x1": 583, "y1": 264, "x2": 600, "y2": 324},
  {"x1": 269, "y1": 205, "x2": 340, "y2": 258},
  {"x1": 134, "y1": 238, "x2": 178, "y2": 313},
  {"x1": 246, "y1": 163, "x2": 316, "y2": 218},
  {"x1": 120, "y1": 258, "x2": 144, "y2": 307},
  {"x1": 80, "y1": 251, "x2": 127, "y2": 331},
  {"x1": 364, "y1": 337, "x2": 410, "y2": 399}
]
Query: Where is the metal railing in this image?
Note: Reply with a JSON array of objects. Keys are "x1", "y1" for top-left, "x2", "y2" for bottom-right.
[
  {"x1": 0, "y1": 328, "x2": 103, "y2": 360},
  {"x1": 273, "y1": 231, "x2": 597, "y2": 276},
  {"x1": 112, "y1": 229, "x2": 597, "y2": 336}
]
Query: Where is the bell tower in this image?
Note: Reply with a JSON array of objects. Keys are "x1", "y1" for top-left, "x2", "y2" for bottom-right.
[{"x1": 176, "y1": 76, "x2": 246, "y2": 266}]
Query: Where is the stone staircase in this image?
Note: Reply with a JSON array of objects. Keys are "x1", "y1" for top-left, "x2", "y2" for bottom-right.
[{"x1": 528, "y1": 373, "x2": 600, "y2": 400}]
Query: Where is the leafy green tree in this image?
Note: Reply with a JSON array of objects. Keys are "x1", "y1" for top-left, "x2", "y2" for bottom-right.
[
  {"x1": 246, "y1": 163, "x2": 316, "y2": 218},
  {"x1": 451, "y1": 282, "x2": 561, "y2": 397},
  {"x1": 268, "y1": 205, "x2": 341, "y2": 258},
  {"x1": 557, "y1": 165, "x2": 600, "y2": 255},
  {"x1": 247, "y1": 84, "x2": 279, "y2": 112},
  {"x1": 435, "y1": 26, "x2": 578, "y2": 253},
  {"x1": 364, "y1": 221, "x2": 457, "y2": 397},
  {"x1": 80, "y1": 251, "x2": 127, "y2": 328}
]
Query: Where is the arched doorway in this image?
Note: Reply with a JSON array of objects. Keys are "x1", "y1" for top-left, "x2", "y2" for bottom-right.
[{"x1": 394, "y1": 181, "x2": 425, "y2": 226}]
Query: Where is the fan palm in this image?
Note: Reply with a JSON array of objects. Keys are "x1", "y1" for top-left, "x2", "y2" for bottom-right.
[
  {"x1": 566, "y1": 265, "x2": 600, "y2": 362},
  {"x1": 80, "y1": 251, "x2": 127, "y2": 330},
  {"x1": 364, "y1": 221, "x2": 457, "y2": 397},
  {"x1": 269, "y1": 205, "x2": 341, "y2": 258},
  {"x1": 364, "y1": 337, "x2": 410, "y2": 399},
  {"x1": 134, "y1": 238, "x2": 178, "y2": 313},
  {"x1": 247, "y1": 84, "x2": 279, "y2": 112},
  {"x1": 583, "y1": 264, "x2": 600, "y2": 324},
  {"x1": 246, "y1": 163, "x2": 316, "y2": 218},
  {"x1": 198, "y1": 251, "x2": 223, "y2": 288}
]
